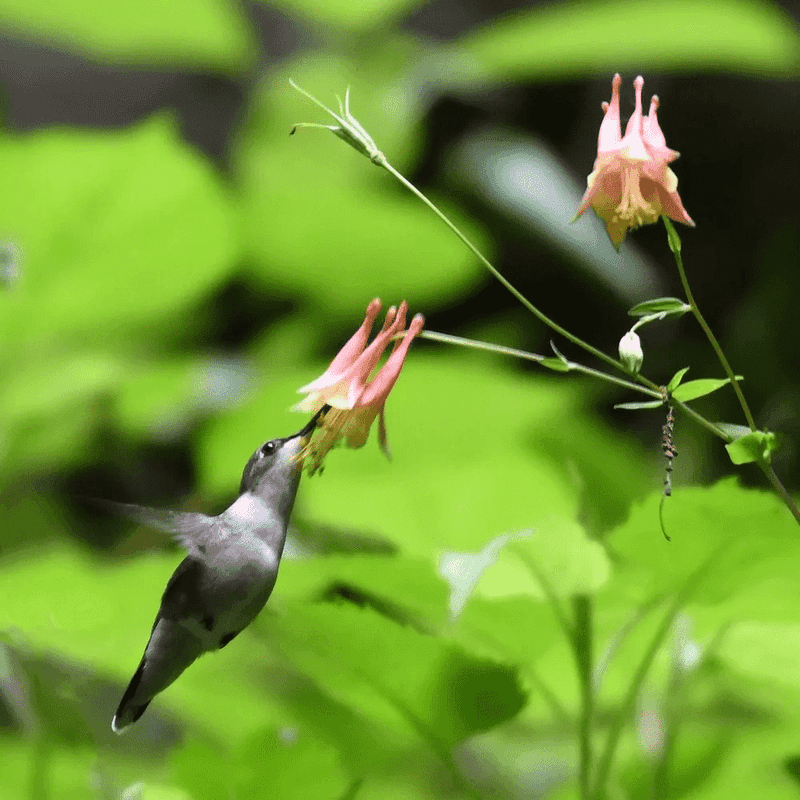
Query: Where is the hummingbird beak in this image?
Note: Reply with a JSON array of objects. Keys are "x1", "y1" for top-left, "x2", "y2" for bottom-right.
[{"x1": 292, "y1": 404, "x2": 330, "y2": 440}]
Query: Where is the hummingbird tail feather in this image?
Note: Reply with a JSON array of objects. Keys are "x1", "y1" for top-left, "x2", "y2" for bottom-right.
[
  {"x1": 112, "y1": 657, "x2": 152, "y2": 734},
  {"x1": 111, "y1": 618, "x2": 205, "y2": 733}
]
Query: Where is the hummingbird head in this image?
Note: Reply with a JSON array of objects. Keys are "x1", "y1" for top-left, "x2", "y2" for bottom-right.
[{"x1": 238, "y1": 406, "x2": 329, "y2": 505}]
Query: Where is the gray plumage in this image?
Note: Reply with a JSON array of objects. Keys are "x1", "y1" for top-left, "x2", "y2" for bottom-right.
[{"x1": 110, "y1": 410, "x2": 325, "y2": 733}]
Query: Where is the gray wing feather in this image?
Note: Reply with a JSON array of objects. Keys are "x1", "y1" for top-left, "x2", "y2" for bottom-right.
[{"x1": 99, "y1": 500, "x2": 217, "y2": 557}]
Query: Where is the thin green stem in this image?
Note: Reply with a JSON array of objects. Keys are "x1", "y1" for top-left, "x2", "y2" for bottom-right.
[
  {"x1": 418, "y1": 330, "x2": 661, "y2": 398},
  {"x1": 664, "y1": 218, "x2": 800, "y2": 527},
  {"x1": 757, "y1": 461, "x2": 800, "y2": 526},
  {"x1": 670, "y1": 398, "x2": 728, "y2": 441},
  {"x1": 592, "y1": 560, "x2": 710, "y2": 798},
  {"x1": 512, "y1": 545, "x2": 574, "y2": 641},
  {"x1": 381, "y1": 160, "x2": 626, "y2": 375},
  {"x1": 512, "y1": 545, "x2": 594, "y2": 799},
  {"x1": 663, "y1": 218, "x2": 756, "y2": 431},
  {"x1": 419, "y1": 330, "x2": 745, "y2": 447},
  {"x1": 573, "y1": 596, "x2": 594, "y2": 800}
]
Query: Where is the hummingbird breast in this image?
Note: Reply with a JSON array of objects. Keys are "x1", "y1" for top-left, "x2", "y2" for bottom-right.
[{"x1": 164, "y1": 533, "x2": 282, "y2": 652}]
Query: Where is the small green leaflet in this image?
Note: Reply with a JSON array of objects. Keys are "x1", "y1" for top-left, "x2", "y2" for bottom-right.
[
  {"x1": 663, "y1": 217, "x2": 682, "y2": 255},
  {"x1": 725, "y1": 430, "x2": 778, "y2": 465},
  {"x1": 614, "y1": 400, "x2": 663, "y2": 411},
  {"x1": 627, "y1": 297, "x2": 690, "y2": 317},
  {"x1": 667, "y1": 367, "x2": 690, "y2": 393},
  {"x1": 540, "y1": 357, "x2": 571, "y2": 372},
  {"x1": 672, "y1": 376, "x2": 744, "y2": 403},
  {"x1": 714, "y1": 422, "x2": 751, "y2": 441}
]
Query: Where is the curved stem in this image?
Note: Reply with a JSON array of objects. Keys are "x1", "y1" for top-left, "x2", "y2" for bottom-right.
[
  {"x1": 757, "y1": 460, "x2": 800, "y2": 526},
  {"x1": 670, "y1": 398, "x2": 728, "y2": 441},
  {"x1": 573, "y1": 596, "x2": 594, "y2": 800},
  {"x1": 381, "y1": 160, "x2": 626, "y2": 375},
  {"x1": 418, "y1": 330, "x2": 661, "y2": 398},
  {"x1": 663, "y1": 218, "x2": 800, "y2": 527},
  {"x1": 592, "y1": 559, "x2": 711, "y2": 798},
  {"x1": 513, "y1": 546, "x2": 594, "y2": 799},
  {"x1": 663, "y1": 218, "x2": 756, "y2": 431}
]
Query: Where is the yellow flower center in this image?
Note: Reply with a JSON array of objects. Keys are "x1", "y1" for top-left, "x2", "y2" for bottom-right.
[
  {"x1": 613, "y1": 166, "x2": 658, "y2": 230},
  {"x1": 297, "y1": 407, "x2": 350, "y2": 475}
]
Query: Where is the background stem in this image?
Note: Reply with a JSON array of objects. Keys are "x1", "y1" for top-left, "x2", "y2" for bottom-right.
[
  {"x1": 573, "y1": 596, "x2": 594, "y2": 800},
  {"x1": 663, "y1": 218, "x2": 756, "y2": 431}
]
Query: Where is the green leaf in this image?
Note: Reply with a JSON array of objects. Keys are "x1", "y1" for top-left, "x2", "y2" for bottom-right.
[
  {"x1": 174, "y1": 730, "x2": 349, "y2": 800},
  {"x1": 456, "y1": 0, "x2": 800, "y2": 79},
  {"x1": 0, "y1": 0, "x2": 256, "y2": 69},
  {"x1": 678, "y1": 722, "x2": 800, "y2": 800},
  {"x1": 0, "y1": 738, "x2": 98, "y2": 800},
  {"x1": 540, "y1": 356, "x2": 571, "y2": 372},
  {"x1": 725, "y1": 429, "x2": 778, "y2": 465},
  {"x1": 446, "y1": 520, "x2": 610, "y2": 605},
  {"x1": 0, "y1": 350, "x2": 122, "y2": 424},
  {"x1": 667, "y1": 367, "x2": 690, "y2": 393},
  {"x1": 664, "y1": 215, "x2": 682, "y2": 256},
  {"x1": 672, "y1": 376, "x2": 743, "y2": 402},
  {"x1": 0, "y1": 115, "x2": 239, "y2": 349},
  {"x1": 258, "y1": 603, "x2": 527, "y2": 747},
  {"x1": 506, "y1": 518, "x2": 611, "y2": 598},
  {"x1": 451, "y1": 596, "x2": 559, "y2": 668},
  {"x1": 277, "y1": 554, "x2": 451, "y2": 629},
  {"x1": 614, "y1": 400, "x2": 663, "y2": 410},
  {"x1": 714, "y1": 422, "x2": 753, "y2": 440},
  {"x1": 257, "y1": 0, "x2": 425, "y2": 32},
  {"x1": 627, "y1": 297, "x2": 689, "y2": 317},
  {"x1": 718, "y1": 622, "x2": 800, "y2": 689},
  {"x1": 175, "y1": 730, "x2": 348, "y2": 800},
  {"x1": 605, "y1": 480, "x2": 800, "y2": 607},
  {"x1": 238, "y1": 728, "x2": 349, "y2": 800}
]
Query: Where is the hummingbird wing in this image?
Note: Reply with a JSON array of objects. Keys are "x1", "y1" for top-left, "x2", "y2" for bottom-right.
[{"x1": 99, "y1": 500, "x2": 218, "y2": 559}]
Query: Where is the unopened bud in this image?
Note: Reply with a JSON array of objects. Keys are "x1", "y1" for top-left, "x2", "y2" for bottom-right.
[{"x1": 619, "y1": 330, "x2": 643, "y2": 374}]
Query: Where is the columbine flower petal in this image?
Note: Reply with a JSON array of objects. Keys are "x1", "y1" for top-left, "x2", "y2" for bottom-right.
[
  {"x1": 575, "y1": 74, "x2": 694, "y2": 247},
  {"x1": 295, "y1": 300, "x2": 424, "y2": 473}
]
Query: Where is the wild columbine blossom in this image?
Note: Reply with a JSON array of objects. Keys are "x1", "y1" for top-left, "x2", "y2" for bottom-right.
[
  {"x1": 295, "y1": 299, "x2": 424, "y2": 474},
  {"x1": 575, "y1": 74, "x2": 694, "y2": 248}
]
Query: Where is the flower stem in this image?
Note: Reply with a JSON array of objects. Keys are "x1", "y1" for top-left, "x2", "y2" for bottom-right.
[
  {"x1": 513, "y1": 547, "x2": 594, "y2": 799},
  {"x1": 663, "y1": 217, "x2": 800, "y2": 527},
  {"x1": 592, "y1": 559, "x2": 710, "y2": 798},
  {"x1": 662, "y1": 218, "x2": 756, "y2": 431},
  {"x1": 418, "y1": 329, "x2": 661, "y2": 398},
  {"x1": 758, "y1": 461, "x2": 800, "y2": 526},
  {"x1": 573, "y1": 596, "x2": 594, "y2": 800},
  {"x1": 380, "y1": 160, "x2": 625, "y2": 375}
]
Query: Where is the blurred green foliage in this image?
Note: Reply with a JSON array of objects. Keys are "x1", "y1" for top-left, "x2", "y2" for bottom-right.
[{"x1": 0, "y1": 0, "x2": 799, "y2": 798}]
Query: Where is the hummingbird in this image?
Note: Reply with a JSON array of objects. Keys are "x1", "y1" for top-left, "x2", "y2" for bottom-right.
[{"x1": 109, "y1": 407, "x2": 327, "y2": 733}]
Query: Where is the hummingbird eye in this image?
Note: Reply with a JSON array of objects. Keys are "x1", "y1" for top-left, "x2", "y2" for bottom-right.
[{"x1": 259, "y1": 440, "x2": 279, "y2": 457}]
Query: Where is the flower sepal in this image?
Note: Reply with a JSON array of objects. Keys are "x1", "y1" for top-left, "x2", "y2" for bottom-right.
[{"x1": 289, "y1": 80, "x2": 385, "y2": 166}]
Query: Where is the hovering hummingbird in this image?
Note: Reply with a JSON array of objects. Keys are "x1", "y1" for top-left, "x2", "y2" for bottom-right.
[{"x1": 109, "y1": 408, "x2": 327, "y2": 733}]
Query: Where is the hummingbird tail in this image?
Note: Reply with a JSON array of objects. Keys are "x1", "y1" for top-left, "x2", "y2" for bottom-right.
[
  {"x1": 111, "y1": 658, "x2": 152, "y2": 734},
  {"x1": 111, "y1": 616, "x2": 204, "y2": 734}
]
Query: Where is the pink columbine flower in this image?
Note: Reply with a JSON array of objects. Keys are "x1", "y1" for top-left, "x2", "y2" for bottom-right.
[
  {"x1": 295, "y1": 299, "x2": 424, "y2": 473},
  {"x1": 575, "y1": 74, "x2": 694, "y2": 248}
]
